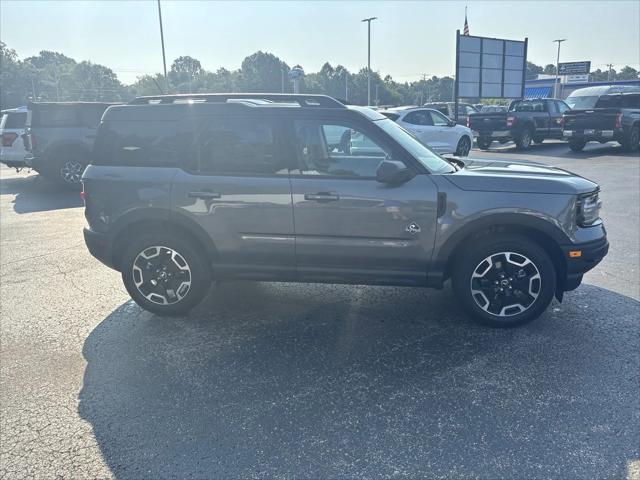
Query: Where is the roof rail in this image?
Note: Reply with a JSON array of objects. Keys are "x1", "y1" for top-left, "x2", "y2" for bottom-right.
[{"x1": 128, "y1": 93, "x2": 345, "y2": 108}]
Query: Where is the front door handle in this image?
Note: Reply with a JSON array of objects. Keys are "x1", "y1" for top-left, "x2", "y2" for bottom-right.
[
  {"x1": 188, "y1": 191, "x2": 221, "y2": 199},
  {"x1": 304, "y1": 192, "x2": 340, "y2": 202}
]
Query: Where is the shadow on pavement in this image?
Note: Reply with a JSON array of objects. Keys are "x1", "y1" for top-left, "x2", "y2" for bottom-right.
[
  {"x1": 474, "y1": 141, "x2": 639, "y2": 159},
  {"x1": 78, "y1": 282, "x2": 640, "y2": 479},
  {"x1": 0, "y1": 173, "x2": 82, "y2": 213}
]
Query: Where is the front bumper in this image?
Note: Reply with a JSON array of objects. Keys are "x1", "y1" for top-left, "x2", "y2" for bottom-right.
[
  {"x1": 560, "y1": 235, "x2": 609, "y2": 291},
  {"x1": 83, "y1": 227, "x2": 118, "y2": 270}
]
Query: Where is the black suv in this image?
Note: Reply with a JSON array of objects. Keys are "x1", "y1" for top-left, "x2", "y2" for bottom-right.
[{"x1": 82, "y1": 94, "x2": 608, "y2": 327}]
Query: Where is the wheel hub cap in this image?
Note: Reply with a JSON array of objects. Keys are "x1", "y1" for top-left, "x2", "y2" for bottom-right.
[
  {"x1": 60, "y1": 161, "x2": 84, "y2": 184},
  {"x1": 470, "y1": 252, "x2": 541, "y2": 317},
  {"x1": 132, "y1": 246, "x2": 192, "y2": 305}
]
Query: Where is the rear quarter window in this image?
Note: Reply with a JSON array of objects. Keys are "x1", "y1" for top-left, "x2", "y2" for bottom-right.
[
  {"x1": 93, "y1": 119, "x2": 193, "y2": 167},
  {"x1": 2, "y1": 112, "x2": 27, "y2": 129},
  {"x1": 32, "y1": 107, "x2": 80, "y2": 127}
]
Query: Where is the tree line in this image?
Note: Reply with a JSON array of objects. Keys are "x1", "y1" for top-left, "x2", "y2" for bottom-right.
[{"x1": 1, "y1": 41, "x2": 638, "y2": 110}]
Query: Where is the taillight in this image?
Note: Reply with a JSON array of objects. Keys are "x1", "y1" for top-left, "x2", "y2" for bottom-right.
[
  {"x1": 615, "y1": 113, "x2": 623, "y2": 129},
  {"x1": 1, "y1": 132, "x2": 18, "y2": 147},
  {"x1": 80, "y1": 190, "x2": 86, "y2": 203},
  {"x1": 506, "y1": 116, "x2": 515, "y2": 128},
  {"x1": 466, "y1": 116, "x2": 470, "y2": 127}
]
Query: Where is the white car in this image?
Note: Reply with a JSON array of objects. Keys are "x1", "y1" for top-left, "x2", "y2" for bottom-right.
[
  {"x1": 379, "y1": 106, "x2": 473, "y2": 156},
  {"x1": 0, "y1": 106, "x2": 28, "y2": 169}
]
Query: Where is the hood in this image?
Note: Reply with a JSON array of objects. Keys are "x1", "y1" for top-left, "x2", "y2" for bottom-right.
[{"x1": 444, "y1": 158, "x2": 598, "y2": 195}]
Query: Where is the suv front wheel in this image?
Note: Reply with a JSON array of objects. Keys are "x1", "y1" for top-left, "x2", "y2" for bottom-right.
[
  {"x1": 121, "y1": 232, "x2": 212, "y2": 316},
  {"x1": 452, "y1": 234, "x2": 556, "y2": 327}
]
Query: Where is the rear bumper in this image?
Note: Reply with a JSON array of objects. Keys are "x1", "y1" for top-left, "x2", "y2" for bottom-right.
[
  {"x1": 563, "y1": 128, "x2": 624, "y2": 143},
  {"x1": 83, "y1": 227, "x2": 118, "y2": 270},
  {"x1": 473, "y1": 130, "x2": 511, "y2": 139},
  {"x1": 560, "y1": 236, "x2": 609, "y2": 291}
]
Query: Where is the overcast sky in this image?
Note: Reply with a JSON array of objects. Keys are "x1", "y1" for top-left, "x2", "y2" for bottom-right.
[{"x1": 2, "y1": 0, "x2": 639, "y2": 85}]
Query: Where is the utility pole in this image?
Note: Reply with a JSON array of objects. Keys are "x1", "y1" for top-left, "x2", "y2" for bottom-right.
[
  {"x1": 362, "y1": 17, "x2": 377, "y2": 106},
  {"x1": 552, "y1": 39, "x2": 566, "y2": 99},
  {"x1": 157, "y1": 0, "x2": 169, "y2": 93},
  {"x1": 375, "y1": 84, "x2": 379, "y2": 106},
  {"x1": 606, "y1": 63, "x2": 614, "y2": 81},
  {"x1": 345, "y1": 73, "x2": 348, "y2": 102},
  {"x1": 281, "y1": 67, "x2": 285, "y2": 93},
  {"x1": 421, "y1": 73, "x2": 427, "y2": 105}
]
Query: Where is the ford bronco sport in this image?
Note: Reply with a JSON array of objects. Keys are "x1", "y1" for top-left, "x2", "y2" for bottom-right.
[{"x1": 82, "y1": 94, "x2": 608, "y2": 327}]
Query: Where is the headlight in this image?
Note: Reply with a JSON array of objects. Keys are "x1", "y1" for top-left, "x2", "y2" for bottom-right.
[{"x1": 577, "y1": 191, "x2": 602, "y2": 226}]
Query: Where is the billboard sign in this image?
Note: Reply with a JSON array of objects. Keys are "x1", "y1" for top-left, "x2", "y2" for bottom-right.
[
  {"x1": 455, "y1": 31, "x2": 527, "y2": 102},
  {"x1": 558, "y1": 61, "x2": 591, "y2": 75}
]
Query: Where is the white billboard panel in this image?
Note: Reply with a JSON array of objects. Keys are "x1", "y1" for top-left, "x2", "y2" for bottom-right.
[{"x1": 455, "y1": 32, "x2": 527, "y2": 101}]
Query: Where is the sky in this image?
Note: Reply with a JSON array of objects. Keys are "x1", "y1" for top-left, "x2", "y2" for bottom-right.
[{"x1": 1, "y1": 0, "x2": 639, "y2": 85}]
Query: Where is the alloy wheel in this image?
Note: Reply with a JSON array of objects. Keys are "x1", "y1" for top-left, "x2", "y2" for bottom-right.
[
  {"x1": 457, "y1": 137, "x2": 471, "y2": 156},
  {"x1": 132, "y1": 246, "x2": 192, "y2": 305},
  {"x1": 60, "y1": 160, "x2": 84, "y2": 184},
  {"x1": 470, "y1": 251, "x2": 541, "y2": 317}
]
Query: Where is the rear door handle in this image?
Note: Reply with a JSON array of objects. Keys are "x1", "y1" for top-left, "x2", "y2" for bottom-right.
[
  {"x1": 188, "y1": 191, "x2": 221, "y2": 199},
  {"x1": 304, "y1": 192, "x2": 340, "y2": 202}
]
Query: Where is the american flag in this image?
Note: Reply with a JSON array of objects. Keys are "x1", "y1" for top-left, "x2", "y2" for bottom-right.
[{"x1": 463, "y1": 7, "x2": 470, "y2": 35}]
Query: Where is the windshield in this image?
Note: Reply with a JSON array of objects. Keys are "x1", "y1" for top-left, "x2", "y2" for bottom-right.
[
  {"x1": 565, "y1": 95, "x2": 599, "y2": 109},
  {"x1": 375, "y1": 118, "x2": 455, "y2": 174}
]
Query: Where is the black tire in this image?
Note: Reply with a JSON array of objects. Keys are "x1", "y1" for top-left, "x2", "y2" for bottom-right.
[
  {"x1": 455, "y1": 136, "x2": 471, "y2": 156},
  {"x1": 477, "y1": 138, "x2": 492, "y2": 150},
  {"x1": 569, "y1": 139, "x2": 587, "y2": 152},
  {"x1": 515, "y1": 127, "x2": 533, "y2": 150},
  {"x1": 451, "y1": 234, "x2": 556, "y2": 328},
  {"x1": 533, "y1": 137, "x2": 544, "y2": 144},
  {"x1": 49, "y1": 150, "x2": 88, "y2": 189},
  {"x1": 120, "y1": 231, "x2": 212, "y2": 316},
  {"x1": 621, "y1": 124, "x2": 640, "y2": 152}
]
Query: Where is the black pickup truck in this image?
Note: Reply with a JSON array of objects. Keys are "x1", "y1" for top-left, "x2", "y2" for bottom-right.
[
  {"x1": 562, "y1": 92, "x2": 640, "y2": 152},
  {"x1": 468, "y1": 98, "x2": 569, "y2": 150}
]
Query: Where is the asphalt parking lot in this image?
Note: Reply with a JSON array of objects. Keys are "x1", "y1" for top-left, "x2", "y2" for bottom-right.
[{"x1": 1, "y1": 141, "x2": 638, "y2": 479}]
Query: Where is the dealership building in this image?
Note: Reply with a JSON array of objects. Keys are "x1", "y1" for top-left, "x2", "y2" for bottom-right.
[{"x1": 524, "y1": 77, "x2": 640, "y2": 100}]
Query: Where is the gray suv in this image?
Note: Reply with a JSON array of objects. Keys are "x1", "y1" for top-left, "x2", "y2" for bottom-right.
[{"x1": 82, "y1": 94, "x2": 608, "y2": 327}]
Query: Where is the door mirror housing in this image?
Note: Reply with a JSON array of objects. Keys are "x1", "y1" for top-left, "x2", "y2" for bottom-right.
[
  {"x1": 448, "y1": 119, "x2": 457, "y2": 127},
  {"x1": 376, "y1": 160, "x2": 412, "y2": 185}
]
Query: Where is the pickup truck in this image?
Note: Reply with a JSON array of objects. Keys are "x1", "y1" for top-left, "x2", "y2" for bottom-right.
[
  {"x1": 24, "y1": 102, "x2": 119, "y2": 188},
  {"x1": 562, "y1": 92, "x2": 640, "y2": 152},
  {"x1": 468, "y1": 98, "x2": 570, "y2": 150}
]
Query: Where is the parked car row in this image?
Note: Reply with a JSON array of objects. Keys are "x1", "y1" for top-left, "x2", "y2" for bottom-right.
[{"x1": 467, "y1": 85, "x2": 640, "y2": 152}]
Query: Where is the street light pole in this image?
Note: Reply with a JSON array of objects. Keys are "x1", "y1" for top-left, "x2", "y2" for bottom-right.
[
  {"x1": 157, "y1": 0, "x2": 169, "y2": 93},
  {"x1": 362, "y1": 17, "x2": 377, "y2": 106},
  {"x1": 552, "y1": 38, "x2": 566, "y2": 99}
]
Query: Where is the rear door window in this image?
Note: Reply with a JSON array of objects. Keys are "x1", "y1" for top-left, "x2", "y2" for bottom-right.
[
  {"x1": 403, "y1": 111, "x2": 433, "y2": 126},
  {"x1": 191, "y1": 116, "x2": 287, "y2": 175}
]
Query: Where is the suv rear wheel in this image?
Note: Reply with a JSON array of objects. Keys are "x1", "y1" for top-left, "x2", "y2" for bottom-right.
[
  {"x1": 51, "y1": 150, "x2": 88, "y2": 189},
  {"x1": 452, "y1": 234, "x2": 556, "y2": 327},
  {"x1": 121, "y1": 232, "x2": 212, "y2": 316}
]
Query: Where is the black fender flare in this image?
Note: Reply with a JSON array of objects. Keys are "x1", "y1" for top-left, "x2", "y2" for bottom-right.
[{"x1": 109, "y1": 207, "x2": 218, "y2": 269}]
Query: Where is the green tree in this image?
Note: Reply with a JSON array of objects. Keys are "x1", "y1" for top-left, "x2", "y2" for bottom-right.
[
  {"x1": 543, "y1": 64, "x2": 556, "y2": 75},
  {"x1": 240, "y1": 51, "x2": 289, "y2": 92},
  {"x1": 526, "y1": 61, "x2": 543, "y2": 80},
  {"x1": 617, "y1": 66, "x2": 639, "y2": 80}
]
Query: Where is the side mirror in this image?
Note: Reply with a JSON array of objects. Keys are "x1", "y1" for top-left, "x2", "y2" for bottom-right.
[
  {"x1": 376, "y1": 160, "x2": 412, "y2": 185},
  {"x1": 448, "y1": 120, "x2": 457, "y2": 127}
]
